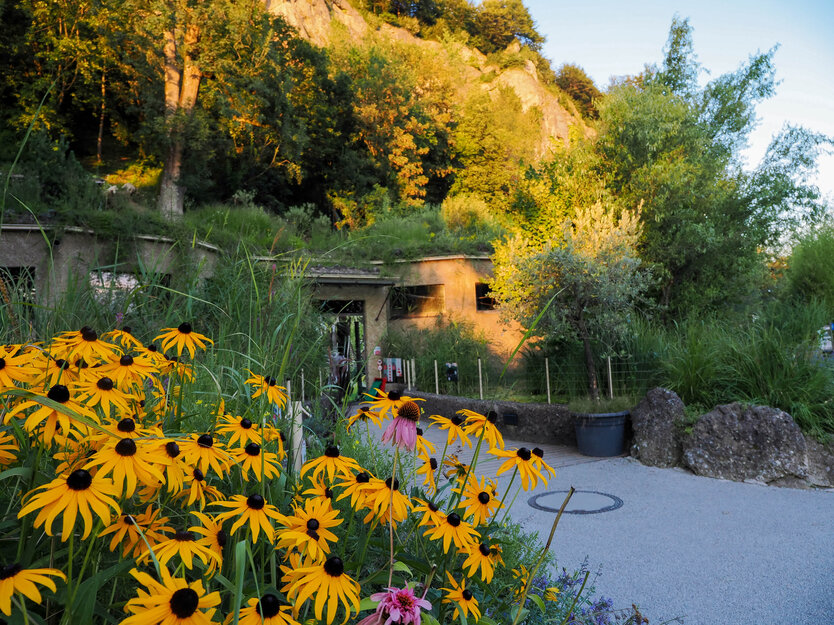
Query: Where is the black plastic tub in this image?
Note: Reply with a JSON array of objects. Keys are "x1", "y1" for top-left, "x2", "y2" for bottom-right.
[{"x1": 573, "y1": 411, "x2": 629, "y2": 457}]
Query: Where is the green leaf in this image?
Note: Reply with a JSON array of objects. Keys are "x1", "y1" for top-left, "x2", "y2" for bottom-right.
[
  {"x1": 479, "y1": 617, "x2": 500, "y2": 625},
  {"x1": 230, "y1": 540, "x2": 247, "y2": 625},
  {"x1": 0, "y1": 467, "x2": 32, "y2": 482},
  {"x1": 359, "y1": 597, "x2": 379, "y2": 611},
  {"x1": 69, "y1": 559, "x2": 133, "y2": 624},
  {"x1": 529, "y1": 593, "x2": 546, "y2": 613},
  {"x1": 393, "y1": 560, "x2": 411, "y2": 574},
  {"x1": 422, "y1": 613, "x2": 442, "y2": 625}
]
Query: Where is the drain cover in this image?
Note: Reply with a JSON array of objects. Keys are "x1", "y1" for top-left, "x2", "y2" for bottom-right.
[{"x1": 528, "y1": 489, "x2": 623, "y2": 515}]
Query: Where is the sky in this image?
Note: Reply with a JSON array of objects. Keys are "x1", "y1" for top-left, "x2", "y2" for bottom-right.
[{"x1": 524, "y1": 0, "x2": 834, "y2": 202}]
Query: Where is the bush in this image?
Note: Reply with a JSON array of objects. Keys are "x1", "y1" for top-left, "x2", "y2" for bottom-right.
[{"x1": 786, "y1": 223, "x2": 834, "y2": 308}]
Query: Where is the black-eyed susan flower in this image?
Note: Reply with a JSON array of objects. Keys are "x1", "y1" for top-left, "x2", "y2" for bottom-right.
[
  {"x1": 0, "y1": 563, "x2": 66, "y2": 616},
  {"x1": 381, "y1": 400, "x2": 421, "y2": 450},
  {"x1": 441, "y1": 454, "x2": 470, "y2": 482},
  {"x1": 53, "y1": 326, "x2": 121, "y2": 363},
  {"x1": 441, "y1": 572, "x2": 480, "y2": 621},
  {"x1": 212, "y1": 494, "x2": 283, "y2": 544},
  {"x1": 490, "y1": 446, "x2": 546, "y2": 490},
  {"x1": 159, "y1": 440, "x2": 187, "y2": 494},
  {"x1": 429, "y1": 414, "x2": 471, "y2": 448},
  {"x1": 0, "y1": 431, "x2": 18, "y2": 467},
  {"x1": 216, "y1": 414, "x2": 261, "y2": 447},
  {"x1": 154, "y1": 322, "x2": 213, "y2": 359},
  {"x1": 180, "y1": 433, "x2": 233, "y2": 478},
  {"x1": 98, "y1": 353, "x2": 156, "y2": 389},
  {"x1": 412, "y1": 498, "x2": 444, "y2": 530},
  {"x1": 334, "y1": 471, "x2": 373, "y2": 509},
  {"x1": 232, "y1": 594, "x2": 301, "y2": 625},
  {"x1": 415, "y1": 456, "x2": 438, "y2": 495},
  {"x1": 275, "y1": 498, "x2": 342, "y2": 560},
  {"x1": 6, "y1": 384, "x2": 98, "y2": 447},
  {"x1": 425, "y1": 512, "x2": 479, "y2": 554},
  {"x1": 141, "y1": 528, "x2": 222, "y2": 571},
  {"x1": 461, "y1": 542, "x2": 499, "y2": 583},
  {"x1": 512, "y1": 565, "x2": 531, "y2": 600},
  {"x1": 532, "y1": 446, "x2": 557, "y2": 479},
  {"x1": 99, "y1": 505, "x2": 172, "y2": 559},
  {"x1": 53, "y1": 439, "x2": 93, "y2": 474},
  {"x1": 544, "y1": 586, "x2": 561, "y2": 601},
  {"x1": 0, "y1": 344, "x2": 39, "y2": 389},
  {"x1": 456, "y1": 475, "x2": 502, "y2": 526},
  {"x1": 36, "y1": 355, "x2": 78, "y2": 388},
  {"x1": 460, "y1": 408, "x2": 504, "y2": 450},
  {"x1": 281, "y1": 556, "x2": 360, "y2": 625},
  {"x1": 364, "y1": 389, "x2": 424, "y2": 420},
  {"x1": 96, "y1": 415, "x2": 155, "y2": 441},
  {"x1": 18, "y1": 468, "x2": 120, "y2": 541},
  {"x1": 362, "y1": 477, "x2": 411, "y2": 528},
  {"x1": 84, "y1": 437, "x2": 167, "y2": 498},
  {"x1": 300, "y1": 445, "x2": 361, "y2": 483},
  {"x1": 177, "y1": 467, "x2": 224, "y2": 510},
  {"x1": 301, "y1": 478, "x2": 335, "y2": 510},
  {"x1": 102, "y1": 327, "x2": 144, "y2": 351},
  {"x1": 141, "y1": 343, "x2": 169, "y2": 369},
  {"x1": 190, "y1": 512, "x2": 227, "y2": 572},
  {"x1": 415, "y1": 427, "x2": 436, "y2": 458},
  {"x1": 122, "y1": 567, "x2": 221, "y2": 625},
  {"x1": 244, "y1": 371, "x2": 288, "y2": 408},
  {"x1": 233, "y1": 442, "x2": 281, "y2": 482},
  {"x1": 346, "y1": 406, "x2": 383, "y2": 431}
]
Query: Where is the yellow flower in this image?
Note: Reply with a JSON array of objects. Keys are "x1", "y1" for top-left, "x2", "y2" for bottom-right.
[
  {"x1": 232, "y1": 443, "x2": 282, "y2": 482},
  {"x1": 141, "y1": 527, "x2": 222, "y2": 572},
  {"x1": 346, "y1": 406, "x2": 383, "y2": 431},
  {"x1": 459, "y1": 408, "x2": 504, "y2": 450},
  {"x1": 441, "y1": 572, "x2": 480, "y2": 622},
  {"x1": 51, "y1": 326, "x2": 121, "y2": 363},
  {"x1": 84, "y1": 437, "x2": 167, "y2": 498},
  {"x1": 212, "y1": 494, "x2": 283, "y2": 544},
  {"x1": 0, "y1": 563, "x2": 65, "y2": 616},
  {"x1": 424, "y1": 512, "x2": 479, "y2": 554},
  {"x1": 275, "y1": 498, "x2": 342, "y2": 560},
  {"x1": 461, "y1": 542, "x2": 499, "y2": 583},
  {"x1": 334, "y1": 471, "x2": 374, "y2": 509},
  {"x1": 364, "y1": 389, "x2": 423, "y2": 420},
  {"x1": 180, "y1": 433, "x2": 233, "y2": 478},
  {"x1": 489, "y1": 446, "x2": 546, "y2": 490},
  {"x1": 415, "y1": 456, "x2": 438, "y2": 495},
  {"x1": 122, "y1": 567, "x2": 221, "y2": 625},
  {"x1": 244, "y1": 371, "x2": 288, "y2": 408},
  {"x1": 415, "y1": 426, "x2": 436, "y2": 457},
  {"x1": 455, "y1": 475, "x2": 502, "y2": 526},
  {"x1": 361, "y1": 476, "x2": 411, "y2": 528},
  {"x1": 99, "y1": 505, "x2": 173, "y2": 559},
  {"x1": 177, "y1": 467, "x2": 224, "y2": 510},
  {"x1": 153, "y1": 322, "x2": 213, "y2": 359},
  {"x1": 301, "y1": 478, "x2": 336, "y2": 510},
  {"x1": 5, "y1": 384, "x2": 98, "y2": 447},
  {"x1": 531, "y1": 446, "x2": 557, "y2": 479},
  {"x1": 300, "y1": 445, "x2": 361, "y2": 483},
  {"x1": 429, "y1": 414, "x2": 471, "y2": 448},
  {"x1": 0, "y1": 344, "x2": 40, "y2": 389},
  {"x1": 35, "y1": 354, "x2": 78, "y2": 388},
  {"x1": 281, "y1": 556, "x2": 360, "y2": 625},
  {"x1": 411, "y1": 498, "x2": 444, "y2": 530},
  {"x1": 97, "y1": 353, "x2": 157, "y2": 389},
  {"x1": 0, "y1": 431, "x2": 19, "y2": 467},
  {"x1": 18, "y1": 469, "x2": 120, "y2": 541},
  {"x1": 230, "y1": 594, "x2": 301, "y2": 625},
  {"x1": 216, "y1": 413, "x2": 261, "y2": 447},
  {"x1": 190, "y1": 512, "x2": 228, "y2": 575}
]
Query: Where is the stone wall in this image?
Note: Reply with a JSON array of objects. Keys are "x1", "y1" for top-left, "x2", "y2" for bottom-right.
[{"x1": 410, "y1": 391, "x2": 576, "y2": 446}]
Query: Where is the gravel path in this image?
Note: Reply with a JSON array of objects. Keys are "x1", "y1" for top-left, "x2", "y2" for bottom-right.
[{"x1": 358, "y1": 412, "x2": 834, "y2": 624}]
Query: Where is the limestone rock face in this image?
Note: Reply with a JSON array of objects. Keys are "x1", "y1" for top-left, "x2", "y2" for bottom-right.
[
  {"x1": 682, "y1": 403, "x2": 808, "y2": 483},
  {"x1": 264, "y1": 0, "x2": 367, "y2": 47},
  {"x1": 629, "y1": 388, "x2": 686, "y2": 468}
]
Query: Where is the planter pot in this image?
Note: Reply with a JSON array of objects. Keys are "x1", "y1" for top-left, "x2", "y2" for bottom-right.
[{"x1": 573, "y1": 411, "x2": 629, "y2": 457}]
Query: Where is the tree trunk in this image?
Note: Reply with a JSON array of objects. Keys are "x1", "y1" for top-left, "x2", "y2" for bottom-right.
[
  {"x1": 96, "y1": 69, "x2": 106, "y2": 164},
  {"x1": 157, "y1": 24, "x2": 201, "y2": 220},
  {"x1": 577, "y1": 312, "x2": 600, "y2": 400}
]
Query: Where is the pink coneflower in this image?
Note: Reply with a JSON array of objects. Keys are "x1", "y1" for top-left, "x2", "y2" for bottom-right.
[
  {"x1": 381, "y1": 401, "x2": 421, "y2": 450},
  {"x1": 357, "y1": 585, "x2": 432, "y2": 625}
]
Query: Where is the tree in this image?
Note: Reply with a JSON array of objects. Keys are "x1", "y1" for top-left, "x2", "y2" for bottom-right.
[
  {"x1": 555, "y1": 64, "x2": 602, "y2": 119},
  {"x1": 491, "y1": 202, "x2": 650, "y2": 399},
  {"x1": 471, "y1": 0, "x2": 544, "y2": 53}
]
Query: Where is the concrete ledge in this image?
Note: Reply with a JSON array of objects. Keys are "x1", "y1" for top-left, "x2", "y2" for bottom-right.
[{"x1": 410, "y1": 391, "x2": 577, "y2": 446}]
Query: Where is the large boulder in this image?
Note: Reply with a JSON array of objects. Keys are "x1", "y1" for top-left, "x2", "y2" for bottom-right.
[
  {"x1": 805, "y1": 437, "x2": 834, "y2": 488},
  {"x1": 682, "y1": 403, "x2": 808, "y2": 483},
  {"x1": 630, "y1": 388, "x2": 687, "y2": 467}
]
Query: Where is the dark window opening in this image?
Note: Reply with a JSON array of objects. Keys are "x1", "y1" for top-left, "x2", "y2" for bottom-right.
[
  {"x1": 390, "y1": 285, "x2": 445, "y2": 319},
  {"x1": 316, "y1": 299, "x2": 365, "y2": 315},
  {"x1": 475, "y1": 282, "x2": 496, "y2": 310}
]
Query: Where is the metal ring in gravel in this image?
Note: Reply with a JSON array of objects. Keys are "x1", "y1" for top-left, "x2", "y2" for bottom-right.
[{"x1": 528, "y1": 489, "x2": 624, "y2": 515}]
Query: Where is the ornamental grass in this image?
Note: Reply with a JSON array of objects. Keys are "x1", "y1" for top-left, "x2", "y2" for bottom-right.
[{"x1": 0, "y1": 324, "x2": 593, "y2": 625}]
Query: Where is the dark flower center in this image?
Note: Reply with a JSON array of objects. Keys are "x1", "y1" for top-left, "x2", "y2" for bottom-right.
[
  {"x1": 216, "y1": 529, "x2": 227, "y2": 547},
  {"x1": 197, "y1": 434, "x2": 213, "y2": 448},
  {"x1": 462, "y1": 589, "x2": 473, "y2": 601},
  {"x1": 0, "y1": 358, "x2": 4, "y2": 370},
  {"x1": 147, "y1": 344, "x2": 158, "y2": 352},
  {"x1": 123, "y1": 515, "x2": 136, "y2": 526},
  {"x1": 428, "y1": 501, "x2": 439, "y2": 512},
  {"x1": 429, "y1": 458, "x2": 438, "y2": 470},
  {"x1": 532, "y1": 447, "x2": 544, "y2": 458},
  {"x1": 166, "y1": 441, "x2": 180, "y2": 458},
  {"x1": 387, "y1": 391, "x2": 401, "y2": 401},
  {"x1": 66, "y1": 469, "x2": 92, "y2": 491},
  {"x1": 447, "y1": 512, "x2": 461, "y2": 527},
  {"x1": 324, "y1": 445, "x2": 340, "y2": 458},
  {"x1": 239, "y1": 418, "x2": 252, "y2": 429},
  {"x1": 55, "y1": 358, "x2": 69, "y2": 370},
  {"x1": 307, "y1": 528, "x2": 320, "y2": 540},
  {"x1": 174, "y1": 530, "x2": 196, "y2": 542},
  {"x1": 355, "y1": 472, "x2": 370, "y2": 483},
  {"x1": 306, "y1": 519, "x2": 320, "y2": 531},
  {"x1": 96, "y1": 377, "x2": 114, "y2": 391},
  {"x1": 119, "y1": 355, "x2": 134, "y2": 367},
  {"x1": 265, "y1": 376, "x2": 276, "y2": 386},
  {"x1": 257, "y1": 594, "x2": 282, "y2": 619},
  {"x1": 193, "y1": 468, "x2": 205, "y2": 481},
  {"x1": 123, "y1": 326, "x2": 132, "y2": 334},
  {"x1": 478, "y1": 491, "x2": 490, "y2": 504},
  {"x1": 244, "y1": 443, "x2": 261, "y2": 456},
  {"x1": 47, "y1": 384, "x2": 70, "y2": 404},
  {"x1": 279, "y1": 432, "x2": 286, "y2": 442},
  {"x1": 479, "y1": 543, "x2": 491, "y2": 556},
  {"x1": 385, "y1": 477, "x2": 399, "y2": 491},
  {"x1": 416, "y1": 427, "x2": 423, "y2": 436},
  {"x1": 169, "y1": 587, "x2": 199, "y2": 618},
  {"x1": 487, "y1": 410, "x2": 498, "y2": 423},
  {"x1": 324, "y1": 488, "x2": 333, "y2": 499},
  {"x1": 247, "y1": 494, "x2": 265, "y2": 510},
  {"x1": 177, "y1": 322, "x2": 192, "y2": 334},
  {"x1": 75, "y1": 358, "x2": 89, "y2": 369},
  {"x1": 115, "y1": 438, "x2": 137, "y2": 456},
  {"x1": 517, "y1": 447, "x2": 532, "y2": 461},
  {"x1": 117, "y1": 418, "x2": 136, "y2": 432},
  {"x1": 397, "y1": 401, "x2": 421, "y2": 421},
  {"x1": 451, "y1": 415, "x2": 464, "y2": 426},
  {"x1": 0, "y1": 563, "x2": 22, "y2": 580},
  {"x1": 323, "y1": 556, "x2": 344, "y2": 577},
  {"x1": 81, "y1": 327, "x2": 98, "y2": 342}
]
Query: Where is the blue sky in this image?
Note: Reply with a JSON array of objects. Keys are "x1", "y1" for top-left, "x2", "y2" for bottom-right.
[{"x1": 524, "y1": 0, "x2": 834, "y2": 201}]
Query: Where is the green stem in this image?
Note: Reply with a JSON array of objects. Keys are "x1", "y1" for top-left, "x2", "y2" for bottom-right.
[
  {"x1": 14, "y1": 596, "x2": 29, "y2": 625},
  {"x1": 387, "y1": 448, "x2": 400, "y2": 587},
  {"x1": 488, "y1": 466, "x2": 518, "y2": 531},
  {"x1": 450, "y1": 424, "x2": 487, "y2": 511},
  {"x1": 558, "y1": 571, "x2": 591, "y2": 625}
]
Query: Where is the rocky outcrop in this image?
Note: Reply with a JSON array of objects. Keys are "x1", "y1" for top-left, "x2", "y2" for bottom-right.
[
  {"x1": 682, "y1": 403, "x2": 808, "y2": 484},
  {"x1": 264, "y1": 0, "x2": 367, "y2": 47},
  {"x1": 629, "y1": 388, "x2": 686, "y2": 468},
  {"x1": 805, "y1": 437, "x2": 834, "y2": 488}
]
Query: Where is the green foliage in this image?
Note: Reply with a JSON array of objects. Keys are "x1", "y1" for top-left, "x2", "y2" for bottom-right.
[
  {"x1": 786, "y1": 223, "x2": 834, "y2": 307},
  {"x1": 555, "y1": 64, "x2": 602, "y2": 119}
]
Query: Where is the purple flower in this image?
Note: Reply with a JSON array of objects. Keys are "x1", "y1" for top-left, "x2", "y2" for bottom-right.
[{"x1": 357, "y1": 586, "x2": 432, "y2": 625}]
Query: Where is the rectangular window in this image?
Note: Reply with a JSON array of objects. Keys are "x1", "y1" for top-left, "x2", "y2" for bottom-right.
[
  {"x1": 475, "y1": 282, "x2": 496, "y2": 310},
  {"x1": 389, "y1": 284, "x2": 445, "y2": 319}
]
